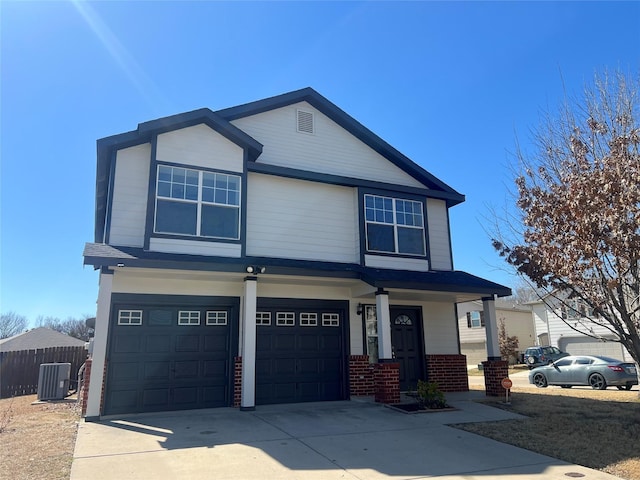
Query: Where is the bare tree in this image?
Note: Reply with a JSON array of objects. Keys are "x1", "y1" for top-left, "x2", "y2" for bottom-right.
[
  {"x1": 0, "y1": 312, "x2": 28, "y2": 339},
  {"x1": 498, "y1": 318, "x2": 519, "y2": 364},
  {"x1": 36, "y1": 315, "x2": 93, "y2": 341},
  {"x1": 492, "y1": 70, "x2": 640, "y2": 388}
]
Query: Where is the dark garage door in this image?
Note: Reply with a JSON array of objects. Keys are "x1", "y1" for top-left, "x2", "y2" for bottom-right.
[
  {"x1": 255, "y1": 299, "x2": 348, "y2": 405},
  {"x1": 104, "y1": 295, "x2": 238, "y2": 415}
]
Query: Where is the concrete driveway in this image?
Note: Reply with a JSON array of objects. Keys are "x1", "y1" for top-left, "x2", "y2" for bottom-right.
[{"x1": 71, "y1": 392, "x2": 621, "y2": 480}]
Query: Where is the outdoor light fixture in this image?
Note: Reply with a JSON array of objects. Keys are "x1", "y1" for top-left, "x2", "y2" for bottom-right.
[
  {"x1": 356, "y1": 303, "x2": 363, "y2": 315},
  {"x1": 246, "y1": 266, "x2": 266, "y2": 274}
]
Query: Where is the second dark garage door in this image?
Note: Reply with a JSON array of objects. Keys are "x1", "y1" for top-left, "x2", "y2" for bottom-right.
[{"x1": 255, "y1": 299, "x2": 348, "y2": 405}]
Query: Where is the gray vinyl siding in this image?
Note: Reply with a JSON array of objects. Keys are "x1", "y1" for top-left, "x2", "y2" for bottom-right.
[
  {"x1": 246, "y1": 173, "x2": 359, "y2": 263},
  {"x1": 426, "y1": 198, "x2": 452, "y2": 270},
  {"x1": 149, "y1": 237, "x2": 242, "y2": 257},
  {"x1": 156, "y1": 124, "x2": 244, "y2": 173},
  {"x1": 109, "y1": 144, "x2": 151, "y2": 247},
  {"x1": 231, "y1": 102, "x2": 427, "y2": 188},
  {"x1": 423, "y1": 302, "x2": 458, "y2": 354}
]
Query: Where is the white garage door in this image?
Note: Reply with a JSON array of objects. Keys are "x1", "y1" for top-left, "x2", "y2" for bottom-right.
[{"x1": 558, "y1": 337, "x2": 624, "y2": 359}]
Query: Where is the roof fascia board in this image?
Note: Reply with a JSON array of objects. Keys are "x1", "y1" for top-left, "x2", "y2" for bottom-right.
[
  {"x1": 83, "y1": 243, "x2": 510, "y2": 296},
  {"x1": 248, "y1": 162, "x2": 464, "y2": 206},
  {"x1": 136, "y1": 108, "x2": 263, "y2": 159}
]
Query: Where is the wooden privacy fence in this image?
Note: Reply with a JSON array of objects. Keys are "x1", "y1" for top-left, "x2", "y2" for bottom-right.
[{"x1": 0, "y1": 346, "x2": 87, "y2": 398}]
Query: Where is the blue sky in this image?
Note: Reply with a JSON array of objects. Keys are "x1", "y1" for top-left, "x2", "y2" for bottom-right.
[{"x1": 1, "y1": 1, "x2": 638, "y2": 324}]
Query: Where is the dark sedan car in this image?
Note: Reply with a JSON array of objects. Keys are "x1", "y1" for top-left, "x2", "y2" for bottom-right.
[{"x1": 529, "y1": 355, "x2": 638, "y2": 390}]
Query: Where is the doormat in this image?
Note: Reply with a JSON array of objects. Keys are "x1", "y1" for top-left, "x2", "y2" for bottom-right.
[{"x1": 385, "y1": 403, "x2": 458, "y2": 414}]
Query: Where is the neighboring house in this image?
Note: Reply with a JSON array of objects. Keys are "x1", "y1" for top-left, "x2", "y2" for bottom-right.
[
  {"x1": 458, "y1": 300, "x2": 534, "y2": 365},
  {"x1": 82, "y1": 87, "x2": 511, "y2": 419},
  {"x1": 0, "y1": 327, "x2": 86, "y2": 352},
  {"x1": 529, "y1": 296, "x2": 632, "y2": 361}
]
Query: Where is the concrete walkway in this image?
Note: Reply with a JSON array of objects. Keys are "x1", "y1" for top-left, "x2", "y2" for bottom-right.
[{"x1": 71, "y1": 392, "x2": 622, "y2": 480}]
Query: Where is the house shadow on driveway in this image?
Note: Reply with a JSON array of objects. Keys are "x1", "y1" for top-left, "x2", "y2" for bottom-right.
[{"x1": 71, "y1": 396, "x2": 623, "y2": 480}]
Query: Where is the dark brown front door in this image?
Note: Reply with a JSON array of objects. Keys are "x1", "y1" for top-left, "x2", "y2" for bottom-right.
[{"x1": 390, "y1": 307, "x2": 424, "y2": 391}]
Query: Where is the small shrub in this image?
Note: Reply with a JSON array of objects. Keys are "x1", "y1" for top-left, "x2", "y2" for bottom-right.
[
  {"x1": 416, "y1": 380, "x2": 448, "y2": 409},
  {"x1": 0, "y1": 397, "x2": 14, "y2": 433}
]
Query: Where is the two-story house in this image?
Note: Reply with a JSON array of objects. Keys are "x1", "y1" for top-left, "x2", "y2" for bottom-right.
[
  {"x1": 529, "y1": 295, "x2": 632, "y2": 361},
  {"x1": 82, "y1": 88, "x2": 511, "y2": 419}
]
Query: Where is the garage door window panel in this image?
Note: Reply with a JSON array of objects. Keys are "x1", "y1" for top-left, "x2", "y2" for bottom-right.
[
  {"x1": 256, "y1": 312, "x2": 271, "y2": 326},
  {"x1": 300, "y1": 313, "x2": 317, "y2": 326},
  {"x1": 206, "y1": 311, "x2": 227, "y2": 325},
  {"x1": 322, "y1": 313, "x2": 340, "y2": 327},
  {"x1": 119, "y1": 310, "x2": 143, "y2": 325},
  {"x1": 277, "y1": 312, "x2": 295, "y2": 326},
  {"x1": 178, "y1": 311, "x2": 201, "y2": 325},
  {"x1": 149, "y1": 310, "x2": 173, "y2": 326}
]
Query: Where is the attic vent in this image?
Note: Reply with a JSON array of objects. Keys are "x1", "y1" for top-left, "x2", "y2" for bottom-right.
[{"x1": 296, "y1": 110, "x2": 314, "y2": 134}]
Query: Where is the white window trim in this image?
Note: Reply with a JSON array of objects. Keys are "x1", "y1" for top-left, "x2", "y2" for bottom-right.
[
  {"x1": 206, "y1": 311, "x2": 227, "y2": 325},
  {"x1": 256, "y1": 311, "x2": 271, "y2": 326},
  {"x1": 276, "y1": 312, "x2": 295, "y2": 326},
  {"x1": 322, "y1": 313, "x2": 340, "y2": 327},
  {"x1": 178, "y1": 310, "x2": 201, "y2": 325},
  {"x1": 470, "y1": 311, "x2": 482, "y2": 328},
  {"x1": 364, "y1": 194, "x2": 426, "y2": 256},
  {"x1": 154, "y1": 165, "x2": 241, "y2": 240},
  {"x1": 300, "y1": 312, "x2": 318, "y2": 326},
  {"x1": 118, "y1": 310, "x2": 143, "y2": 325}
]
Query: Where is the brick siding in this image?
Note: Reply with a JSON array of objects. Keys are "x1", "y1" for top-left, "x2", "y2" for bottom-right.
[
  {"x1": 373, "y1": 362, "x2": 400, "y2": 404},
  {"x1": 425, "y1": 354, "x2": 469, "y2": 392},
  {"x1": 482, "y1": 359, "x2": 509, "y2": 396},
  {"x1": 349, "y1": 355, "x2": 375, "y2": 396},
  {"x1": 233, "y1": 356, "x2": 242, "y2": 407},
  {"x1": 79, "y1": 358, "x2": 92, "y2": 416}
]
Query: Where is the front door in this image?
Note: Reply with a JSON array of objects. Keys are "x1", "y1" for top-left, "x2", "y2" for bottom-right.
[{"x1": 390, "y1": 307, "x2": 424, "y2": 391}]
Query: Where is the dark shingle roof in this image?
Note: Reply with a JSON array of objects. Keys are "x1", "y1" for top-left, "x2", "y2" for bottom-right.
[
  {"x1": 83, "y1": 243, "x2": 511, "y2": 298},
  {"x1": 0, "y1": 327, "x2": 87, "y2": 352}
]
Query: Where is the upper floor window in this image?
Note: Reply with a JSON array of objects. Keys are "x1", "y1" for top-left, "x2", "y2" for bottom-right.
[
  {"x1": 466, "y1": 311, "x2": 484, "y2": 328},
  {"x1": 155, "y1": 165, "x2": 241, "y2": 240},
  {"x1": 561, "y1": 298, "x2": 596, "y2": 320},
  {"x1": 364, "y1": 194, "x2": 425, "y2": 256}
]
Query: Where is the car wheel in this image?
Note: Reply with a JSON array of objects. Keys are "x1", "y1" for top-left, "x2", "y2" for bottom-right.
[
  {"x1": 533, "y1": 372, "x2": 547, "y2": 388},
  {"x1": 589, "y1": 373, "x2": 607, "y2": 390},
  {"x1": 617, "y1": 384, "x2": 633, "y2": 391},
  {"x1": 527, "y1": 356, "x2": 537, "y2": 365}
]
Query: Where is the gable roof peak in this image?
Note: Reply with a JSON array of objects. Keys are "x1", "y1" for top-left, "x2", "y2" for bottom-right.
[{"x1": 217, "y1": 87, "x2": 464, "y2": 203}]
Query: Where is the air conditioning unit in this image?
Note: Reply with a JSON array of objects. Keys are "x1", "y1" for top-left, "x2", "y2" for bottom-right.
[{"x1": 37, "y1": 363, "x2": 71, "y2": 400}]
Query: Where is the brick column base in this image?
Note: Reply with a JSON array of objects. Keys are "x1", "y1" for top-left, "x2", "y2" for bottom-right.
[
  {"x1": 233, "y1": 357, "x2": 242, "y2": 407},
  {"x1": 482, "y1": 359, "x2": 509, "y2": 396},
  {"x1": 374, "y1": 362, "x2": 400, "y2": 404},
  {"x1": 425, "y1": 354, "x2": 469, "y2": 392},
  {"x1": 79, "y1": 358, "x2": 92, "y2": 416},
  {"x1": 349, "y1": 355, "x2": 375, "y2": 397}
]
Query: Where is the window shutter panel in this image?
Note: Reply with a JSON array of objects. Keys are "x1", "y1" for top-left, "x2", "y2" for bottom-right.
[
  {"x1": 466, "y1": 312, "x2": 471, "y2": 328},
  {"x1": 480, "y1": 311, "x2": 485, "y2": 327}
]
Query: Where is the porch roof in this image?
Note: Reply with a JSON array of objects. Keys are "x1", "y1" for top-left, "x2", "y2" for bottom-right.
[{"x1": 83, "y1": 243, "x2": 511, "y2": 298}]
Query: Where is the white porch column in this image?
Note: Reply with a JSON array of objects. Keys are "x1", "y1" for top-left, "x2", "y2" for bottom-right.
[
  {"x1": 375, "y1": 289, "x2": 393, "y2": 360},
  {"x1": 241, "y1": 276, "x2": 257, "y2": 410},
  {"x1": 482, "y1": 296, "x2": 501, "y2": 360},
  {"x1": 86, "y1": 270, "x2": 113, "y2": 419}
]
